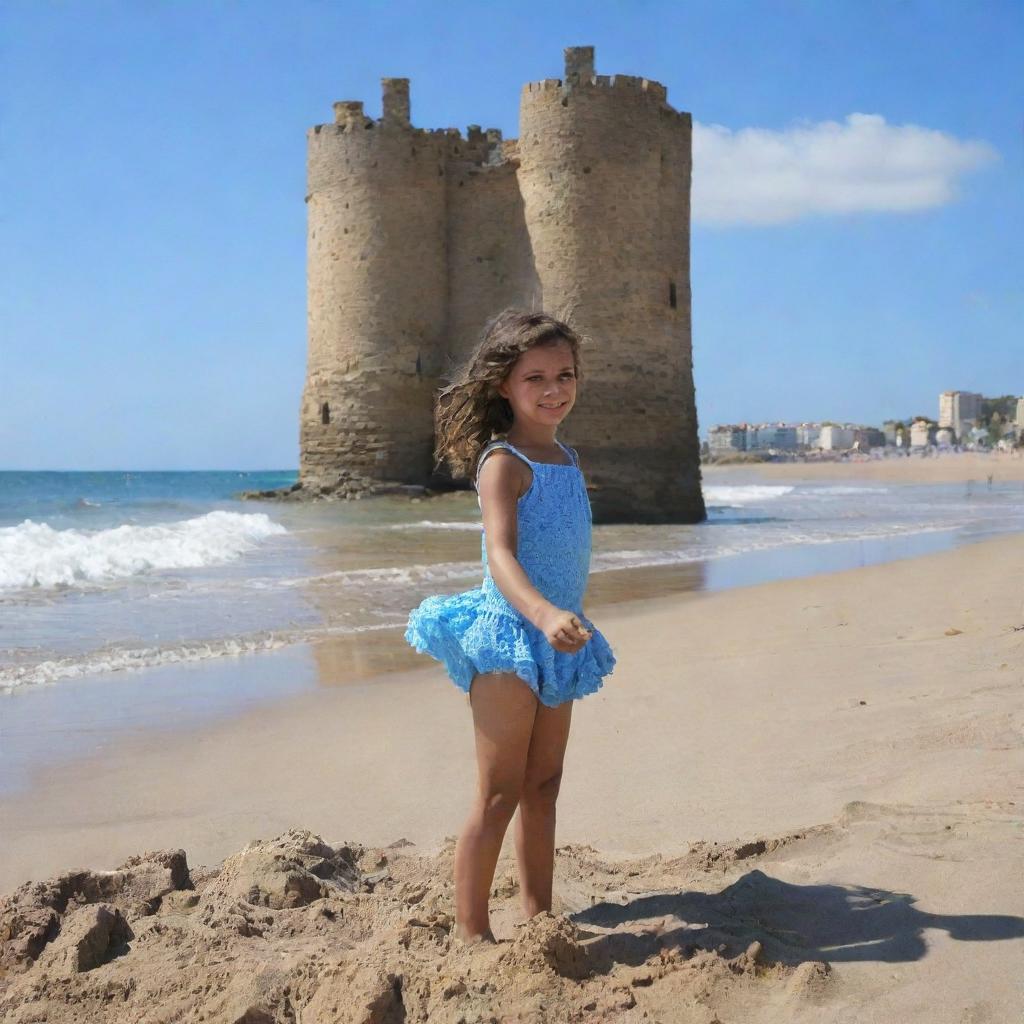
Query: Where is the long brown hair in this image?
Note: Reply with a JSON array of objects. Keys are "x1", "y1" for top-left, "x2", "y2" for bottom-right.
[{"x1": 435, "y1": 308, "x2": 584, "y2": 481}]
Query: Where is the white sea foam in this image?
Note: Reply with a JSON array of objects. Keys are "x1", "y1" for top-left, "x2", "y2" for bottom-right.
[
  {"x1": 0, "y1": 620, "x2": 416, "y2": 690},
  {"x1": 282, "y1": 559, "x2": 482, "y2": 589},
  {"x1": 0, "y1": 634, "x2": 292, "y2": 690},
  {"x1": 0, "y1": 511, "x2": 287, "y2": 591},
  {"x1": 803, "y1": 485, "x2": 891, "y2": 496},
  {"x1": 703, "y1": 485, "x2": 795, "y2": 505}
]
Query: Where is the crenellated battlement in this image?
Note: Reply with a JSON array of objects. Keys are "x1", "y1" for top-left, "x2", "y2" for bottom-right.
[
  {"x1": 310, "y1": 112, "x2": 507, "y2": 168},
  {"x1": 381, "y1": 78, "x2": 409, "y2": 126},
  {"x1": 564, "y1": 45, "x2": 594, "y2": 82},
  {"x1": 522, "y1": 46, "x2": 671, "y2": 105},
  {"x1": 317, "y1": 77, "x2": 415, "y2": 133},
  {"x1": 524, "y1": 73, "x2": 670, "y2": 103},
  {"x1": 330, "y1": 100, "x2": 368, "y2": 130},
  {"x1": 313, "y1": 46, "x2": 676, "y2": 148},
  {"x1": 448, "y1": 124, "x2": 505, "y2": 165}
]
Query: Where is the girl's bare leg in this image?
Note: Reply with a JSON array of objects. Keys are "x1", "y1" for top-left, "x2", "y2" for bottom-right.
[
  {"x1": 454, "y1": 672, "x2": 538, "y2": 942},
  {"x1": 513, "y1": 699, "x2": 573, "y2": 919}
]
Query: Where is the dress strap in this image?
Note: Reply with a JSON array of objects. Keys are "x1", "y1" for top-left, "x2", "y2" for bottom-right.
[
  {"x1": 474, "y1": 440, "x2": 532, "y2": 492},
  {"x1": 556, "y1": 440, "x2": 579, "y2": 467}
]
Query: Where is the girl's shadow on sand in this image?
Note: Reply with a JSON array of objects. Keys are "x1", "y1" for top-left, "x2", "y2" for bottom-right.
[{"x1": 571, "y1": 868, "x2": 1024, "y2": 969}]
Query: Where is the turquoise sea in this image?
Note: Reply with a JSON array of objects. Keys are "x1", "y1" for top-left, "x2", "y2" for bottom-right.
[{"x1": 3, "y1": 466, "x2": 1024, "y2": 695}]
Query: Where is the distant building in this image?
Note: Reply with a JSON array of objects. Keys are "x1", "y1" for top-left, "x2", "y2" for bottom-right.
[
  {"x1": 744, "y1": 426, "x2": 767, "y2": 450},
  {"x1": 771, "y1": 425, "x2": 799, "y2": 450},
  {"x1": 709, "y1": 425, "x2": 748, "y2": 454},
  {"x1": 818, "y1": 425, "x2": 856, "y2": 450},
  {"x1": 936, "y1": 428, "x2": 955, "y2": 447},
  {"x1": 882, "y1": 421, "x2": 902, "y2": 446},
  {"x1": 797, "y1": 424, "x2": 821, "y2": 448},
  {"x1": 1016, "y1": 396, "x2": 1024, "y2": 430},
  {"x1": 910, "y1": 419, "x2": 936, "y2": 448},
  {"x1": 938, "y1": 391, "x2": 982, "y2": 440},
  {"x1": 748, "y1": 424, "x2": 798, "y2": 451}
]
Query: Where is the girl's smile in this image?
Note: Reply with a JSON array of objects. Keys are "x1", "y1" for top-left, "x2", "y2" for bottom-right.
[{"x1": 497, "y1": 339, "x2": 577, "y2": 432}]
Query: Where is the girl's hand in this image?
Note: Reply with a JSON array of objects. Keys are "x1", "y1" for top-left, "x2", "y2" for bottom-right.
[{"x1": 537, "y1": 606, "x2": 592, "y2": 653}]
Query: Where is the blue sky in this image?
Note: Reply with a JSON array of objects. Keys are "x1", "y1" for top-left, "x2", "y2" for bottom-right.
[{"x1": 2, "y1": 0, "x2": 1021, "y2": 469}]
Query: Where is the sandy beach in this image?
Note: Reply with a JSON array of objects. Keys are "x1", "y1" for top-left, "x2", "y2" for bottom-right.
[
  {"x1": 1, "y1": 529, "x2": 1022, "y2": 1021},
  {"x1": 704, "y1": 449, "x2": 1024, "y2": 485}
]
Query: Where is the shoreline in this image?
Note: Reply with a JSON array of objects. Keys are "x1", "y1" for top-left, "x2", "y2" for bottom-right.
[
  {"x1": 1, "y1": 522, "x2": 1009, "y2": 802},
  {"x1": 703, "y1": 449, "x2": 1024, "y2": 485}
]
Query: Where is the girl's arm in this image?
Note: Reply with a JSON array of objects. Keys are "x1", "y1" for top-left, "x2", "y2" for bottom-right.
[{"x1": 477, "y1": 452, "x2": 587, "y2": 652}]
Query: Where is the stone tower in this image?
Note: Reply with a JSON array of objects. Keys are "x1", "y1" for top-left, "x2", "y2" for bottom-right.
[{"x1": 301, "y1": 47, "x2": 705, "y2": 524}]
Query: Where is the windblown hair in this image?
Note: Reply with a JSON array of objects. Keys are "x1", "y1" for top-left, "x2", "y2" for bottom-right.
[{"x1": 435, "y1": 308, "x2": 584, "y2": 482}]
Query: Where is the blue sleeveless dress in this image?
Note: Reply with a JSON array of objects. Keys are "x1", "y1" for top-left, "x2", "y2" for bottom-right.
[{"x1": 404, "y1": 438, "x2": 616, "y2": 706}]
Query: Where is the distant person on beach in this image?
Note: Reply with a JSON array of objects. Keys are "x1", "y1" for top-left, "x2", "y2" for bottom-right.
[{"x1": 405, "y1": 309, "x2": 616, "y2": 944}]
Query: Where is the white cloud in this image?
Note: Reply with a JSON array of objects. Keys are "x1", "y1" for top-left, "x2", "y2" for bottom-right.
[{"x1": 692, "y1": 113, "x2": 998, "y2": 227}]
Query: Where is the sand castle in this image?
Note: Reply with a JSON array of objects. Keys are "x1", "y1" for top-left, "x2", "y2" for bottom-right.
[{"x1": 301, "y1": 46, "x2": 704, "y2": 523}]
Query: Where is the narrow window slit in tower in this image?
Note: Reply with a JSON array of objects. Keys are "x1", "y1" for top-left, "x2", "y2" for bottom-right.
[
  {"x1": 321, "y1": 403, "x2": 330, "y2": 425},
  {"x1": 669, "y1": 281, "x2": 677, "y2": 308}
]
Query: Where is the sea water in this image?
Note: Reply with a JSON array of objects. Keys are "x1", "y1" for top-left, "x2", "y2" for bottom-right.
[{"x1": 2, "y1": 468, "x2": 1023, "y2": 694}]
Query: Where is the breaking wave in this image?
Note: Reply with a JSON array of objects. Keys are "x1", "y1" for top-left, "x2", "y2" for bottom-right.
[{"x1": 0, "y1": 511, "x2": 287, "y2": 591}]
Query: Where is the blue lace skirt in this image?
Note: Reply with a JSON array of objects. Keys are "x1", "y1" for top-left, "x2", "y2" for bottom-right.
[{"x1": 404, "y1": 586, "x2": 616, "y2": 707}]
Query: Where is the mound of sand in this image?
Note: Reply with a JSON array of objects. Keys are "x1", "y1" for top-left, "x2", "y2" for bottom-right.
[{"x1": 0, "y1": 826, "x2": 836, "y2": 1024}]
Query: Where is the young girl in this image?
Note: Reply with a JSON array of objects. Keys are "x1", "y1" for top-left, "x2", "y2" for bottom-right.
[{"x1": 404, "y1": 308, "x2": 616, "y2": 944}]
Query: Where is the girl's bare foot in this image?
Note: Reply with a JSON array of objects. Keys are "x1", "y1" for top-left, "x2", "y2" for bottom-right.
[{"x1": 453, "y1": 924, "x2": 498, "y2": 946}]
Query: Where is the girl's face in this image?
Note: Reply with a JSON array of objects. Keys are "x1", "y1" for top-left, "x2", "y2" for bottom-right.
[{"x1": 497, "y1": 339, "x2": 577, "y2": 429}]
